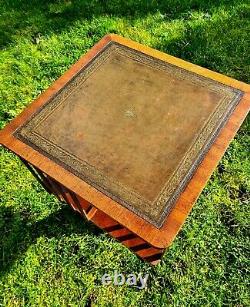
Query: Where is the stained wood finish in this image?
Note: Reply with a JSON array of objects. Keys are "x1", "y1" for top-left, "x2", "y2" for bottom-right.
[
  {"x1": 0, "y1": 34, "x2": 249, "y2": 262},
  {"x1": 13, "y1": 40, "x2": 242, "y2": 228},
  {"x1": 21, "y1": 164, "x2": 163, "y2": 264}
]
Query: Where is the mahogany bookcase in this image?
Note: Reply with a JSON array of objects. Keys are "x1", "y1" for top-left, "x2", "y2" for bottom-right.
[{"x1": 0, "y1": 34, "x2": 249, "y2": 265}]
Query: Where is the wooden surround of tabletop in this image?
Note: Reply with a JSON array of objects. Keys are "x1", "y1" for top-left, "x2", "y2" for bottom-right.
[{"x1": 0, "y1": 34, "x2": 249, "y2": 265}]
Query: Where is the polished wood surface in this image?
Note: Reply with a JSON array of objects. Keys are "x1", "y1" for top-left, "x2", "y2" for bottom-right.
[
  {"x1": 0, "y1": 34, "x2": 249, "y2": 253},
  {"x1": 13, "y1": 39, "x2": 241, "y2": 228}
]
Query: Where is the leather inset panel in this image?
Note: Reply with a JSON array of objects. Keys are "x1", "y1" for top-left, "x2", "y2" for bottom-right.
[{"x1": 15, "y1": 42, "x2": 242, "y2": 227}]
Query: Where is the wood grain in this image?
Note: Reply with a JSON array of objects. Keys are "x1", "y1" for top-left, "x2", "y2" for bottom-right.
[{"x1": 0, "y1": 34, "x2": 249, "y2": 251}]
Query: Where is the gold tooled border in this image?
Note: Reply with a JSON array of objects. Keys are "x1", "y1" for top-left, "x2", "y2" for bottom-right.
[{"x1": 14, "y1": 41, "x2": 243, "y2": 228}]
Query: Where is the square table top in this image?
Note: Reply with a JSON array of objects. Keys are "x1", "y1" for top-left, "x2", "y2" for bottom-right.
[{"x1": 1, "y1": 34, "x2": 249, "y2": 247}]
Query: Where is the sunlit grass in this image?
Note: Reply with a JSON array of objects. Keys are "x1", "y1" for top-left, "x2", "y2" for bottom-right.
[{"x1": 0, "y1": 0, "x2": 249, "y2": 305}]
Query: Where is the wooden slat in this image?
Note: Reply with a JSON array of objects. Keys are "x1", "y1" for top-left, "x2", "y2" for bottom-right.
[
  {"x1": 20, "y1": 159, "x2": 53, "y2": 195},
  {"x1": 90, "y1": 208, "x2": 164, "y2": 264}
]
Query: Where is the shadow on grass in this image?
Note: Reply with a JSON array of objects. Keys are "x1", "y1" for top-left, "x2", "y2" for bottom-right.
[
  {"x1": 1, "y1": 0, "x2": 242, "y2": 49},
  {"x1": 0, "y1": 204, "x2": 102, "y2": 277}
]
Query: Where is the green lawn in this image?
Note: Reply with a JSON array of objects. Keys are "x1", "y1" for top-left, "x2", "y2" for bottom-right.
[{"x1": 0, "y1": 0, "x2": 249, "y2": 306}]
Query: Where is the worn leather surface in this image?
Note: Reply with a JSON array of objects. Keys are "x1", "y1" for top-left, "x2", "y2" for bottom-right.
[{"x1": 16, "y1": 42, "x2": 242, "y2": 228}]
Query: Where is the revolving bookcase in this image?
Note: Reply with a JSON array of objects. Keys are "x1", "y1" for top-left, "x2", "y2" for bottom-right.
[{"x1": 0, "y1": 34, "x2": 249, "y2": 265}]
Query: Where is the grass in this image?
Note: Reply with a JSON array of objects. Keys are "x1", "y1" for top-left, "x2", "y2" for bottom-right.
[{"x1": 0, "y1": 0, "x2": 249, "y2": 306}]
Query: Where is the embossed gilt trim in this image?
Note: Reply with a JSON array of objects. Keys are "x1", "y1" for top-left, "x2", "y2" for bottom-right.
[{"x1": 15, "y1": 42, "x2": 243, "y2": 228}]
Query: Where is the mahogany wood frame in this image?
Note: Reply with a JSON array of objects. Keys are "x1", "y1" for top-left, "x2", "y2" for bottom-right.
[{"x1": 0, "y1": 34, "x2": 249, "y2": 264}]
